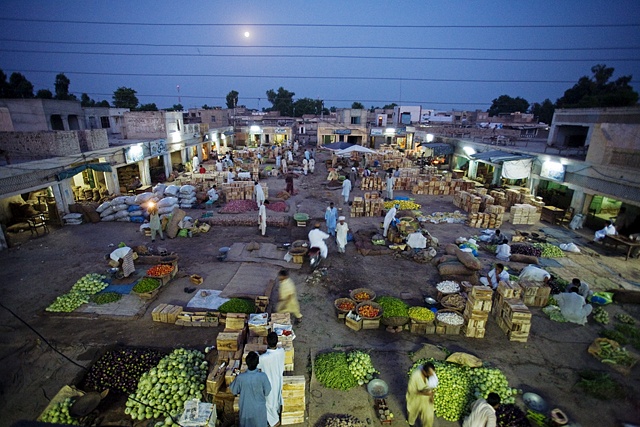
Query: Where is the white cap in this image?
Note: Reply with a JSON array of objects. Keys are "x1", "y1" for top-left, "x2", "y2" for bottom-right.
[{"x1": 338, "y1": 216, "x2": 346, "y2": 221}]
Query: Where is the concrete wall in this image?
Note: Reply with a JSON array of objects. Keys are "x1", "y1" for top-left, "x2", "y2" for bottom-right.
[
  {"x1": 123, "y1": 111, "x2": 168, "y2": 139},
  {"x1": 393, "y1": 106, "x2": 422, "y2": 125},
  {"x1": 0, "y1": 129, "x2": 108, "y2": 159},
  {"x1": 585, "y1": 122, "x2": 640, "y2": 170},
  {"x1": 0, "y1": 99, "x2": 86, "y2": 131},
  {"x1": 0, "y1": 108, "x2": 13, "y2": 131}
]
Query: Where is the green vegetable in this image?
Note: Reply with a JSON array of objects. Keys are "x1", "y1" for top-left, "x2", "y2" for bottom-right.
[
  {"x1": 576, "y1": 370, "x2": 626, "y2": 400},
  {"x1": 593, "y1": 307, "x2": 609, "y2": 325},
  {"x1": 532, "y1": 243, "x2": 565, "y2": 258},
  {"x1": 47, "y1": 273, "x2": 110, "y2": 312},
  {"x1": 40, "y1": 397, "x2": 79, "y2": 425},
  {"x1": 346, "y1": 350, "x2": 379, "y2": 386},
  {"x1": 615, "y1": 313, "x2": 636, "y2": 325},
  {"x1": 90, "y1": 292, "x2": 122, "y2": 305},
  {"x1": 218, "y1": 298, "x2": 255, "y2": 314},
  {"x1": 375, "y1": 296, "x2": 408, "y2": 318},
  {"x1": 315, "y1": 352, "x2": 357, "y2": 391},
  {"x1": 133, "y1": 278, "x2": 160, "y2": 294},
  {"x1": 595, "y1": 340, "x2": 635, "y2": 367}
]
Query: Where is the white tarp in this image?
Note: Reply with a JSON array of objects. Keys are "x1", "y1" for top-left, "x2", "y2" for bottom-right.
[
  {"x1": 335, "y1": 145, "x2": 378, "y2": 157},
  {"x1": 501, "y1": 159, "x2": 533, "y2": 180}
]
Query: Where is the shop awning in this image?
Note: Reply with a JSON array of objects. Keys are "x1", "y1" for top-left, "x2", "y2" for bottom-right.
[
  {"x1": 56, "y1": 163, "x2": 113, "y2": 181},
  {"x1": 471, "y1": 150, "x2": 534, "y2": 180},
  {"x1": 322, "y1": 142, "x2": 355, "y2": 150},
  {"x1": 419, "y1": 142, "x2": 454, "y2": 156},
  {"x1": 470, "y1": 150, "x2": 534, "y2": 163}
]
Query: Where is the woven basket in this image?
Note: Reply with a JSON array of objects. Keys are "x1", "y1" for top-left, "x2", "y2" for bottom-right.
[
  {"x1": 408, "y1": 307, "x2": 436, "y2": 324},
  {"x1": 350, "y1": 288, "x2": 376, "y2": 302},
  {"x1": 435, "y1": 309, "x2": 465, "y2": 327},
  {"x1": 381, "y1": 316, "x2": 409, "y2": 327},
  {"x1": 334, "y1": 298, "x2": 357, "y2": 314},
  {"x1": 356, "y1": 301, "x2": 383, "y2": 320},
  {"x1": 440, "y1": 293, "x2": 466, "y2": 312}
]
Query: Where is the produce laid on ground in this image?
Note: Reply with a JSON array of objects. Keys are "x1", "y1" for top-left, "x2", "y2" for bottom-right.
[
  {"x1": 46, "y1": 273, "x2": 109, "y2": 313},
  {"x1": 346, "y1": 350, "x2": 379, "y2": 385},
  {"x1": 526, "y1": 410, "x2": 549, "y2": 427},
  {"x1": 600, "y1": 324, "x2": 640, "y2": 350},
  {"x1": 39, "y1": 398, "x2": 79, "y2": 425},
  {"x1": 352, "y1": 291, "x2": 373, "y2": 302},
  {"x1": 495, "y1": 404, "x2": 529, "y2": 427},
  {"x1": 436, "y1": 311, "x2": 464, "y2": 326},
  {"x1": 383, "y1": 200, "x2": 421, "y2": 210},
  {"x1": 315, "y1": 350, "x2": 380, "y2": 391},
  {"x1": 576, "y1": 370, "x2": 626, "y2": 400},
  {"x1": 409, "y1": 359, "x2": 517, "y2": 422},
  {"x1": 218, "y1": 200, "x2": 288, "y2": 214},
  {"x1": 616, "y1": 313, "x2": 636, "y2": 325},
  {"x1": 420, "y1": 211, "x2": 466, "y2": 224},
  {"x1": 321, "y1": 414, "x2": 365, "y2": 427},
  {"x1": 125, "y1": 348, "x2": 207, "y2": 422},
  {"x1": 531, "y1": 243, "x2": 565, "y2": 258},
  {"x1": 84, "y1": 348, "x2": 164, "y2": 394},
  {"x1": 218, "y1": 298, "x2": 255, "y2": 314},
  {"x1": 593, "y1": 307, "x2": 609, "y2": 324},
  {"x1": 588, "y1": 338, "x2": 636, "y2": 368},
  {"x1": 133, "y1": 278, "x2": 161, "y2": 294},
  {"x1": 436, "y1": 280, "x2": 460, "y2": 294},
  {"x1": 146, "y1": 265, "x2": 174, "y2": 277},
  {"x1": 510, "y1": 243, "x2": 542, "y2": 258},
  {"x1": 375, "y1": 296, "x2": 408, "y2": 318},
  {"x1": 90, "y1": 292, "x2": 122, "y2": 305},
  {"x1": 408, "y1": 306, "x2": 435, "y2": 323}
]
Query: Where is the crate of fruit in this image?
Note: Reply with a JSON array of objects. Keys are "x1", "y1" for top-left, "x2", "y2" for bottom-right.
[{"x1": 132, "y1": 277, "x2": 161, "y2": 299}]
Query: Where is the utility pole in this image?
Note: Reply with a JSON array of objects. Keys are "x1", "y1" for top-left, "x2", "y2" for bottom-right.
[{"x1": 177, "y1": 85, "x2": 181, "y2": 105}]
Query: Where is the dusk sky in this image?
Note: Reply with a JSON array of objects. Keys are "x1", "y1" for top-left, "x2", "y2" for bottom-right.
[{"x1": 1, "y1": 1, "x2": 638, "y2": 112}]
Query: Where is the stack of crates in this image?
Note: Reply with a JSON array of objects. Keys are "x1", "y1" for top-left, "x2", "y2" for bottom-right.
[{"x1": 462, "y1": 286, "x2": 493, "y2": 338}]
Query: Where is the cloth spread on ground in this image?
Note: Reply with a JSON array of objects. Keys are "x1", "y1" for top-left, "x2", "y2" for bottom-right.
[
  {"x1": 186, "y1": 289, "x2": 229, "y2": 310},
  {"x1": 225, "y1": 242, "x2": 302, "y2": 270},
  {"x1": 219, "y1": 263, "x2": 279, "y2": 299}
]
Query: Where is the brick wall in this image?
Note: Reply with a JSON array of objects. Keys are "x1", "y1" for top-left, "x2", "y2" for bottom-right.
[
  {"x1": 0, "y1": 131, "x2": 81, "y2": 158},
  {"x1": 123, "y1": 111, "x2": 167, "y2": 139}
]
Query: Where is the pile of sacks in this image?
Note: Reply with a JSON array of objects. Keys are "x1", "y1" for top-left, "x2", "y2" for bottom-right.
[
  {"x1": 162, "y1": 184, "x2": 197, "y2": 209},
  {"x1": 97, "y1": 195, "x2": 148, "y2": 223},
  {"x1": 434, "y1": 243, "x2": 483, "y2": 284}
]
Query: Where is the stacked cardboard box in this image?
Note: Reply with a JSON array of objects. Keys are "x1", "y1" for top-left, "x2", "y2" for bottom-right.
[
  {"x1": 281, "y1": 376, "x2": 306, "y2": 425},
  {"x1": 485, "y1": 204, "x2": 506, "y2": 215},
  {"x1": 462, "y1": 285, "x2": 493, "y2": 338},
  {"x1": 360, "y1": 176, "x2": 385, "y2": 191},
  {"x1": 510, "y1": 204, "x2": 541, "y2": 225},
  {"x1": 519, "y1": 280, "x2": 551, "y2": 307},
  {"x1": 494, "y1": 297, "x2": 532, "y2": 342},
  {"x1": 364, "y1": 192, "x2": 385, "y2": 216},
  {"x1": 453, "y1": 191, "x2": 482, "y2": 213},
  {"x1": 466, "y1": 212, "x2": 503, "y2": 229},
  {"x1": 350, "y1": 196, "x2": 365, "y2": 217},
  {"x1": 152, "y1": 304, "x2": 183, "y2": 323}
]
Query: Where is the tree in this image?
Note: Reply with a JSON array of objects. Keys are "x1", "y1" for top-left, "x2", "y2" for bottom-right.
[
  {"x1": 172, "y1": 104, "x2": 183, "y2": 111},
  {"x1": 0, "y1": 69, "x2": 8, "y2": 98},
  {"x1": 329, "y1": 106, "x2": 337, "y2": 112},
  {"x1": 36, "y1": 89, "x2": 53, "y2": 99},
  {"x1": 226, "y1": 90, "x2": 239, "y2": 109},
  {"x1": 292, "y1": 98, "x2": 324, "y2": 116},
  {"x1": 201, "y1": 104, "x2": 213, "y2": 110},
  {"x1": 81, "y1": 93, "x2": 94, "y2": 107},
  {"x1": 138, "y1": 103, "x2": 158, "y2": 111},
  {"x1": 112, "y1": 87, "x2": 138, "y2": 109},
  {"x1": 530, "y1": 98, "x2": 555, "y2": 124},
  {"x1": 6, "y1": 72, "x2": 34, "y2": 98},
  {"x1": 382, "y1": 103, "x2": 397, "y2": 110},
  {"x1": 266, "y1": 87, "x2": 295, "y2": 116},
  {"x1": 556, "y1": 64, "x2": 639, "y2": 108},
  {"x1": 487, "y1": 95, "x2": 529, "y2": 117},
  {"x1": 54, "y1": 73, "x2": 76, "y2": 100},
  {"x1": 351, "y1": 102, "x2": 365, "y2": 109},
  {"x1": 96, "y1": 100, "x2": 110, "y2": 107}
]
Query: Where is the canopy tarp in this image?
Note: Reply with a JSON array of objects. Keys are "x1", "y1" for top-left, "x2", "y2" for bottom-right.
[
  {"x1": 419, "y1": 142, "x2": 454, "y2": 157},
  {"x1": 335, "y1": 145, "x2": 377, "y2": 157},
  {"x1": 470, "y1": 150, "x2": 535, "y2": 164},
  {"x1": 56, "y1": 163, "x2": 113, "y2": 181},
  {"x1": 470, "y1": 150, "x2": 534, "y2": 180},
  {"x1": 322, "y1": 142, "x2": 354, "y2": 150}
]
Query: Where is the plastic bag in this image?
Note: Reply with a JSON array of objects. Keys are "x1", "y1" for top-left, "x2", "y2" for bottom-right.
[
  {"x1": 559, "y1": 242, "x2": 581, "y2": 253},
  {"x1": 446, "y1": 352, "x2": 483, "y2": 368},
  {"x1": 589, "y1": 292, "x2": 613, "y2": 305},
  {"x1": 158, "y1": 197, "x2": 179, "y2": 208}
]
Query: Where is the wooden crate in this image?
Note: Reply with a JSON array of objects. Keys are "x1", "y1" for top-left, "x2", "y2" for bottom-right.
[
  {"x1": 462, "y1": 324, "x2": 486, "y2": 339},
  {"x1": 465, "y1": 297, "x2": 493, "y2": 313},
  {"x1": 507, "y1": 330, "x2": 529, "y2": 342},
  {"x1": 217, "y1": 348, "x2": 244, "y2": 362},
  {"x1": 501, "y1": 299, "x2": 531, "y2": 322},
  {"x1": 224, "y1": 360, "x2": 241, "y2": 386},
  {"x1": 247, "y1": 336, "x2": 265, "y2": 345},
  {"x1": 470, "y1": 285, "x2": 493, "y2": 300},
  {"x1": 362, "y1": 318, "x2": 381, "y2": 330},
  {"x1": 254, "y1": 296, "x2": 269, "y2": 313},
  {"x1": 206, "y1": 361, "x2": 227, "y2": 395},
  {"x1": 345, "y1": 316, "x2": 363, "y2": 331},
  {"x1": 217, "y1": 331, "x2": 243, "y2": 352},
  {"x1": 225, "y1": 313, "x2": 247, "y2": 331},
  {"x1": 271, "y1": 312, "x2": 292, "y2": 325},
  {"x1": 497, "y1": 281, "x2": 522, "y2": 299},
  {"x1": 152, "y1": 303, "x2": 168, "y2": 321},
  {"x1": 248, "y1": 323, "x2": 269, "y2": 337}
]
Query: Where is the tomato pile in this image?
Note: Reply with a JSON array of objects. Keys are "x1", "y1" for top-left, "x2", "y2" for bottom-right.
[
  {"x1": 338, "y1": 301, "x2": 356, "y2": 311},
  {"x1": 353, "y1": 292, "x2": 371, "y2": 301},
  {"x1": 358, "y1": 304, "x2": 380, "y2": 318},
  {"x1": 146, "y1": 264, "x2": 173, "y2": 277}
]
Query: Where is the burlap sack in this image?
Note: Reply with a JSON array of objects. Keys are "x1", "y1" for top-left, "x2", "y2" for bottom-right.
[
  {"x1": 509, "y1": 254, "x2": 539, "y2": 264},
  {"x1": 454, "y1": 247, "x2": 482, "y2": 271},
  {"x1": 435, "y1": 255, "x2": 458, "y2": 266},
  {"x1": 166, "y1": 208, "x2": 186, "y2": 239},
  {"x1": 438, "y1": 261, "x2": 474, "y2": 276},
  {"x1": 445, "y1": 243, "x2": 458, "y2": 255}
]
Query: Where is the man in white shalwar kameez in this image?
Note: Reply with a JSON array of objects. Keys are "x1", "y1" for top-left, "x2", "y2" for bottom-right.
[
  {"x1": 258, "y1": 332, "x2": 285, "y2": 427},
  {"x1": 309, "y1": 158, "x2": 315, "y2": 173},
  {"x1": 282, "y1": 158, "x2": 288, "y2": 174},
  {"x1": 342, "y1": 177, "x2": 352, "y2": 204},
  {"x1": 336, "y1": 216, "x2": 349, "y2": 253},
  {"x1": 406, "y1": 362, "x2": 438, "y2": 427},
  {"x1": 254, "y1": 181, "x2": 265, "y2": 206},
  {"x1": 594, "y1": 220, "x2": 616, "y2": 242},
  {"x1": 259, "y1": 201, "x2": 269, "y2": 236},
  {"x1": 308, "y1": 223, "x2": 330, "y2": 258},
  {"x1": 383, "y1": 204, "x2": 398, "y2": 238}
]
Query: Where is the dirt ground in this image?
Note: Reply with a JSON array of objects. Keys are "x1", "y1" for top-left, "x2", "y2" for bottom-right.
[{"x1": 1, "y1": 149, "x2": 639, "y2": 427}]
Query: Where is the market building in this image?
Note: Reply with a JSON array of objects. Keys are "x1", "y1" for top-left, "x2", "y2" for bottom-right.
[{"x1": 317, "y1": 108, "x2": 368, "y2": 147}]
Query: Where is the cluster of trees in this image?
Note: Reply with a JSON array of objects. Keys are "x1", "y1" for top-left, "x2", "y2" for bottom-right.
[
  {"x1": 1, "y1": 65, "x2": 636, "y2": 121},
  {"x1": 488, "y1": 64, "x2": 638, "y2": 124}
]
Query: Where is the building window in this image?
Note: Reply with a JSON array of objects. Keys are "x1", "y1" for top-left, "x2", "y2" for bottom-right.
[
  {"x1": 100, "y1": 116, "x2": 110, "y2": 128},
  {"x1": 211, "y1": 116, "x2": 216, "y2": 123},
  {"x1": 50, "y1": 114, "x2": 64, "y2": 130},
  {"x1": 350, "y1": 116, "x2": 360, "y2": 125},
  {"x1": 68, "y1": 115, "x2": 80, "y2": 130},
  {"x1": 176, "y1": 120, "x2": 181, "y2": 131}
]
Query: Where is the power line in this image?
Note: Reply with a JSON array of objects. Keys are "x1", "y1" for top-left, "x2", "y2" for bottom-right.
[
  {"x1": 7, "y1": 69, "x2": 592, "y2": 84},
  {"x1": 2, "y1": 38, "x2": 638, "y2": 52},
  {"x1": 0, "y1": 17, "x2": 638, "y2": 28},
  {"x1": 3, "y1": 48, "x2": 637, "y2": 62}
]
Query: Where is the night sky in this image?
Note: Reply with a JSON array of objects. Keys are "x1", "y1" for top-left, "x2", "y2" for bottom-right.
[{"x1": 1, "y1": 1, "x2": 638, "y2": 111}]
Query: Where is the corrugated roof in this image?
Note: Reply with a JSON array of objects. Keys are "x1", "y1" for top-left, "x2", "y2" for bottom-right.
[{"x1": 471, "y1": 150, "x2": 535, "y2": 163}]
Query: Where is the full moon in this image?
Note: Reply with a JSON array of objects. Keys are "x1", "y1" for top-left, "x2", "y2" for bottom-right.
[{"x1": 244, "y1": 31, "x2": 250, "y2": 38}]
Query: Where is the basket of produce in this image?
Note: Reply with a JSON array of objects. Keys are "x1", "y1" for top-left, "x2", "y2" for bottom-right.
[
  {"x1": 408, "y1": 306, "x2": 436, "y2": 324},
  {"x1": 435, "y1": 280, "x2": 460, "y2": 300},
  {"x1": 146, "y1": 264, "x2": 174, "y2": 278},
  {"x1": 356, "y1": 302, "x2": 383, "y2": 319},
  {"x1": 132, "y1": 278, "x2": 161, "y2": 299},
  {"x1": 587, "y1": 338, "x2": 637, "y2": 372},
  {"x1": 376, "y1": 296, "x2": 409, "y2": 326},
  {"x1": 435, "y1": 310, "x2": 465, "y2": 327},
  {"x1": 350, "y1": 288, "x2": 376, "y2": 302},
  {"x1": 440, "y1": 293, "x2": 466, "y2": 312},
  {"x1": 334, "y1": 298, "x2": 357, "y2": 314}
]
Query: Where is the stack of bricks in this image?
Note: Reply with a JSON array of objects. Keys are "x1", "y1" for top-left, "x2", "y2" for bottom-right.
[
  {"x1": 519, "y1": 280, "x2": 551, "y2": 307},
  {"x1": 510, "y1": 204, "x2": 541, "y2": 225},
  {"x1": 462, "y1": 285, "x2": 493, "y2": 338},
  {"x1": 466, "y1": 212, "x2": 503, "y2": 229},
  {"x1": 350, "y1": 196, "x2": 365, "y2": 217},
  {"x1": 453, "y1": 191, "x2": 482, "y2": 214},
  {"x1": 360, "y1": 175, "x2": 385, "y2": 191},
  {"x1": 364, "y1": 192, "x2": 385, "y2": 217},
  {"x1": 281, "y1": 376, "x2": 306, "y2": 425}
]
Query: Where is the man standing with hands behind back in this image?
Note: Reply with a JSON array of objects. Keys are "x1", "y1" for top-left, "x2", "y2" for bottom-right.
[{"x1": 258, "y1": 332, "x2": 285, "y2": 427}]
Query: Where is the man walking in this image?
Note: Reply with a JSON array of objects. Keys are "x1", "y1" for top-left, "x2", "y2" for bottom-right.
[
  {"x1": 258, "y1": 332, "x2": 285, "y2": 427},
  {"x1": 259, "y1": 200, "x2": 270, "y2": 236},
  {"x1": 342, "y1": 177, "x2": 352, "y2": 204},
  {"x1": 325, "y1": 202, "x2": 338, "y2": 236},
  {"x1": 230, "y1": 351, "x2": 271, "y2": 427},
  {"x1": 276, "y1": 269, "x2": 302, "y2": 324},
  {"x1": 406, "y1": 362, "x2": 438, "y2": 427},
  {"x1": 336, "y1": 216, "x2": 349, "y2": 253}
]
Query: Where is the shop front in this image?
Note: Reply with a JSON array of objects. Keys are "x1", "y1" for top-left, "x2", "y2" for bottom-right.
[{"x1": 468, "y1": 150, "x2": 534, "y2": 186}]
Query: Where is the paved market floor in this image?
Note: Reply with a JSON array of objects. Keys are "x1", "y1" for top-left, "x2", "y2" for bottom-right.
[{"x1": 0, "y1": 148, "x2": 639, "y2": 427}]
